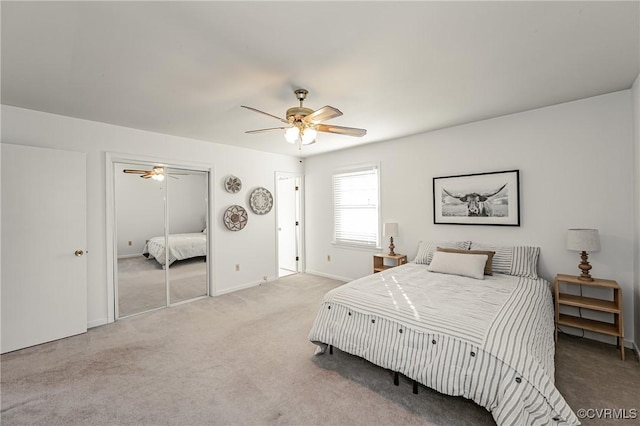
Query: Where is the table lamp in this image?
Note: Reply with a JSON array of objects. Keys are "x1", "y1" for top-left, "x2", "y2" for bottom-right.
[
  {"x1": 383, "y1": 223, "x2": 398, "y2": 256},
  {"x1": 566, "y1": 228, "x2": 600, "y2": 281}
]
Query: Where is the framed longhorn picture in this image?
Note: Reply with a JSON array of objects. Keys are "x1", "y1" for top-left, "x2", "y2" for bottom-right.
[{"x1": 433, "y1": 169, "x2": 520, "y2": 226}]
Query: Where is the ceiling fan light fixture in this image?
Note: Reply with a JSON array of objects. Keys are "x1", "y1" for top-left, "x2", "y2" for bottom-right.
[
  {"x1": 243, "y1": 88, "x2": 367, "y2": 146},
  {"x1": 151, "y1": 167, "x2": 165, "y2": 181},
  {"x1": 301, "y1": 128, "x2": 317, "y2": 145},
  {"x1": 284, "y1": 126, "x2": 299, "y2": 143}
]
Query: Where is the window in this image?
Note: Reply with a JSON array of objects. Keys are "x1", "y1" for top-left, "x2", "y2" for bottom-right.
[{"x1": 332, "y1": 164, "x2": 380, "y2": 248}]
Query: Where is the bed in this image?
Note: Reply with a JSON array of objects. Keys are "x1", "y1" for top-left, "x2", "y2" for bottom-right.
[
  {"x1": 142, "y1": 232, "x2": 207, "y2": 268},
  {"x1": 308, "y1": 241, "x2": 580, "y2": 426}
]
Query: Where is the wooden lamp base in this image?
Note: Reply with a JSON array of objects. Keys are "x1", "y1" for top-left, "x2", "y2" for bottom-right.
[
  {"x1": 388, "y1": 236, "x2": 396, "y2": 256},
  {"x1": 577, "y1": 250, "x2": 594, "y2": 281}
]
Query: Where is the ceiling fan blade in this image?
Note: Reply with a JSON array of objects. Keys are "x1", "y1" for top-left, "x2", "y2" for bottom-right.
[
  {"x1": 303, "y1": 106, "x2": 343, "y2": 124},
  {"x1": 123, "y1": 169, "x2": 150, "y2": 174},
  {"x1": 245, "y1": 127, "x2": 289, "y2": 134},
  {"x1": 241, "y1": 106, "x2": 288, "y2": 124},
  {"x1": 316, "y1": 124, "x2": 367, "y2": 137},
  {"x1": 141, "y1": 175, "x2": 152, "y2": 179}
]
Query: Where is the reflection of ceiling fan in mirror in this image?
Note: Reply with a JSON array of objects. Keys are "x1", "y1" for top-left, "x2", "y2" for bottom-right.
[
  {"x1": 122, "y1": 166, "x2": 184, "y2": 181},
  {"x1": 241, "y1": 89, "x2": 367, "y2": 146}
]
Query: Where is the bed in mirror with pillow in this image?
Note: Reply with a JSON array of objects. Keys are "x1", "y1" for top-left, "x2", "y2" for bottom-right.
[{"x1": 308, "y1": 240, "x2": 579, "y2": 426}]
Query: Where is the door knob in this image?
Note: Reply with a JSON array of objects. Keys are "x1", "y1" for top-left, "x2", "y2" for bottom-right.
[{"x1": 75, "y1": 249, "x2": 84, "y2": 257}]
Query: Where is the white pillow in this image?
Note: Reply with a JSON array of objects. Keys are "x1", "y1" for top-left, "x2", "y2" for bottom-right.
[{"x1": 427, "y1": 251, "x2": 488, "y2": 280}]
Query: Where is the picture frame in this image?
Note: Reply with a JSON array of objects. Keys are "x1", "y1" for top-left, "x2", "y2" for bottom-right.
[{"x1": 433, "y1": 169, "x2": 520, "y2": 226}]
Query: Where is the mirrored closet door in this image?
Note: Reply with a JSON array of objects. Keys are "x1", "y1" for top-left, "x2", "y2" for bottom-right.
[
  {"x1": 115, "y1": 162, "x2": 209, "y2": 318},
  {"x1": 167, "y1": 168, "x2": 208, "y2": 305}
]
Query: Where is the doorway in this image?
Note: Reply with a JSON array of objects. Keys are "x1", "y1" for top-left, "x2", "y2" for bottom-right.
[
  {"x1": 107, "y1": 155, "x2": 213, "y2": 320},
  {"x1": 276, "y1": 172, "x2": 303, "y2": 277}
]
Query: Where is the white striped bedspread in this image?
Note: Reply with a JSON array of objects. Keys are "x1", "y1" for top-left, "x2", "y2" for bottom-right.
[
  {"x1": 143, "y1": 232, "x2": 206, "y2": 267},
  {"x1": 308, "y1": 263, "x2": 579, "y2": 426}
]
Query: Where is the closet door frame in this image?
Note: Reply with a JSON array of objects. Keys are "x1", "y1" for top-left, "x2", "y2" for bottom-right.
[{"x1": 106, "y1": 152, "x2": 215, "y2": 323}]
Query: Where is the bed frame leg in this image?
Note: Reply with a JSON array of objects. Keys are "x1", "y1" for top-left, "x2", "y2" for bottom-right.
[
  {"x1": 329, "y1": 345, "x2": 333, "y2": 355},
  {"x1": 412, "y1": 380, "x2": 419, "y2": 394},
  {"x1": 393, "y1": 371, "x2": 399, "y2": 386}
]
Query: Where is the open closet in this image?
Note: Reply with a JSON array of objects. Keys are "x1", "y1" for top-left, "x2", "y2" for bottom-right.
[{"x1": 114, "y1": 162, "x2": 210, "y2": 318}]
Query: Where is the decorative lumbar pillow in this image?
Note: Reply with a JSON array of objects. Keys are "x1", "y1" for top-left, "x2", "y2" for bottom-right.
[
  {"x1": 469, "y1": 243, "x2": 540, "y2": 278},
  {"x1": 413, "y1": 240, "x2": 471, "y2": 265},
  {"x1": 436, "y1": 247, "x2": 495, "y2": 275},
  {"x1": 427, "y1": 251, "x2": 488, "y2": 280}
]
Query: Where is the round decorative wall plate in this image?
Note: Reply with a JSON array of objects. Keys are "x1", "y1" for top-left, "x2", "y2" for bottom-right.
[
  {"x1": 224, "y1": 175, "x2": 242, "y2": 193},
  {"x1": 249, "y1": 187, "x2": 273, "y2": 215},
  {"x1": 223, "y1": 205, "x2": 248, "y2": 231}
]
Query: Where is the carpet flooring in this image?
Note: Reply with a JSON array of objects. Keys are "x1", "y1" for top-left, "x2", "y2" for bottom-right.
[{"x1": 1, "y1": 273, "x2": 638, "y2": 425}]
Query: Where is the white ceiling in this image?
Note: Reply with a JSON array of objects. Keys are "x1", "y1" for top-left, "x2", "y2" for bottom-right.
[{"x1": 2, "y1": 1, "x2": 639, "y2": 158}]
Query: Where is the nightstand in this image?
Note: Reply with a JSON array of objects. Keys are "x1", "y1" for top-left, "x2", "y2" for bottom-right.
[
  {"x1": 373, "y1": 253, "x2": 407, "y2": 273},
  {"x1": 554, "y1": 274, "x2": 624, "y2": 360}
]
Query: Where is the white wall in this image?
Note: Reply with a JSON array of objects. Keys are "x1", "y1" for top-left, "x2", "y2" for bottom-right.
[
  {"x1": 1, "y1": 105, "x2": 302, "y2": 328},
  {"x1": 633, "y1": 73, "x2": 640, "y2": 353},
  {"x1": 305, "y1": 91, "x2": 636, "y2": 346}
]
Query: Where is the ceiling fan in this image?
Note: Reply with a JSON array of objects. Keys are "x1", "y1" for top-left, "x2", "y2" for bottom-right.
[
  {"x1": 241, "y1": 89, "x2": 367, "y2": 146},
  {"x1": 122, "y1": 166, "x2": 184, "y2": 181}
]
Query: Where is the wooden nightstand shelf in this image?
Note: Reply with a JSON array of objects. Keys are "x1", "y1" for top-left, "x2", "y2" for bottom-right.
[
  {"x1": 554, "y1": 273, "x2": 624, "y2": 360},
  {"x1": 373, "y1": 253, "x2": 407, "y2": 273}
]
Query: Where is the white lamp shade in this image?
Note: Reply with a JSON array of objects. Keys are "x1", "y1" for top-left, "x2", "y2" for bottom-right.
[
  {"x1": 284, "y1": 127, "x2": 299, "y2": 143},
  {"x1": 566, "y1": 228, "x2": 600, "y2": 252},
  {"x1": 383, "y1": 222, "x2": 398, "y2": 238},
  {"x1": 300, "y1": 128, "x2": 317, "y2": 145}
]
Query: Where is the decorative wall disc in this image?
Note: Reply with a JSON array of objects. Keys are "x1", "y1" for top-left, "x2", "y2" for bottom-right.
[
  {"x1": 249, "y1": 187, "x2": 273, "y2": 215},
  {"x1": 223, "y1": 205, "x2": 248, "y2": 231},
  {"x1": 224, "y1": 175, "x2": 242, "y2": 193}
]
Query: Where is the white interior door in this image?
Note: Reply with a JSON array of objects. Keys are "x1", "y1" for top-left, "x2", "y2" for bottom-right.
[
  {"x1": 277, "y1": 174, "x2": 299, "y2": 276},
  {"x1": 1, "y1": 144, "x2": 87, "y2": 354}
]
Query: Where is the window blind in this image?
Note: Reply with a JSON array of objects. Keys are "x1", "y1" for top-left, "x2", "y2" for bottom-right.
[{"x1": 332, "y1": 165, "x2": 379, "y2": 248}]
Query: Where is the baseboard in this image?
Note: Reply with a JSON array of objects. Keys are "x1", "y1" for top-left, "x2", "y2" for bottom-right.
[
  {"x1": 633, "y1": 341, "x2": 640, "y2": 361},
  {"x1": 305, "y1": 269, "x2": 351, "y2": 282},
  {"x1": 87, "y1": 318, "x2": 109, "y2": 329},
  {"x1": 214, "y1": 278, "x2": 268, "y2": 296}
]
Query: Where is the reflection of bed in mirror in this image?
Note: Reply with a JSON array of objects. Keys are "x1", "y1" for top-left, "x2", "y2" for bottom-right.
[{"x1": 143, "y1": 231, "x2": 207, "y2": 268}]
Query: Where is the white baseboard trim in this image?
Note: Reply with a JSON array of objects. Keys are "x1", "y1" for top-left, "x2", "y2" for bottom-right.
[
  {"x1": 87, "y1": 318, "x2": 109, "y2": 329},
  {"x1": 305, "y1": 269, "x2": 351, "y2": 282},
  {"x1": 633, "y1": 341, "x2": 640, "y2": 361},
  {"x1": 214, "y1": 278, "x2": 268, "y2": 296}
]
